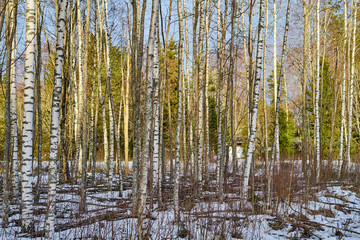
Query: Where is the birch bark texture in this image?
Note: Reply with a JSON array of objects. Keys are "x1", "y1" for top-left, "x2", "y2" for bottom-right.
[
  {"x1": 174, "y1": 0, "x2": 184, "y2": 218},
  {"x1": 46, "y1": 0, "x2": 68, "y2": 238},
  {"x1": 314, "y1": 0, "x2": 321, "y2": 181},
  {"x1": 136, "y1": 0, "x2": 159, "y2": 237},
  {"x1": 242, "y1": 0, "x2": 266, "y2": 201},
  {"x1": 21, "y1": 0, "x2": 37, "y2": 230},
  {"x1": 339, "y1": 0, "x2": 347, "y2": 164},
  {"x1": 344, "y1": 0, "x2": 357, "y2": 166}
]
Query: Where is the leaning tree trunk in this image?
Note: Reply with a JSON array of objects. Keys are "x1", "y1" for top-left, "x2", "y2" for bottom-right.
[
  {"x1": 241, "y1": 0, "x2": 265, "y2": 202},
  {"x1": 45, "y1": 0, "x2": 67, "y2": 237},
  {"x1": 21, "y1": 0, "x2": 37, "y2": 230}
]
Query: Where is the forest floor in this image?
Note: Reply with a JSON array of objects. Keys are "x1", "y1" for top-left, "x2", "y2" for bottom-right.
[{"x1": 1, "y1": 160, "x2": 360, "y2": 239}]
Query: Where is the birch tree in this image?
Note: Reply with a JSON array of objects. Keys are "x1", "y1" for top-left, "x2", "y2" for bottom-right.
[
  {"x1": 21, "y1": 0, "x2": 37, "y2": 230},
  {"x1": 45, "y1": 0, "x2": 67, "y2": 237},
  {"x1": 136, "y1": 0, "x2": 159, "y2": 236},
  {"x1": 242, "y1": 0, "x2": 265, "y2": 201},
  {"x1": 2, "y1": 0, "x2": 16, "y2": 227},
  {"x1": 174, "y1": 0, "x2": 184, "y2": 218},
  {"x1": 344, "y1": 0, "x2": 357, "y2": 167},
  {"x1": 339, "y1": 0, "x2": 348, "y2": 164},
  {"x1": 152, "y1": 23, "x2": 160, "y2": 195},
  {"x1": 216, "y1": 0, "x2": 224, "y2": 199},
  {"x1": 314, "y1": 0, "x2": 321, "y2": 181},
  {"x1": 273, "y1": 0, "x2": 280, "y2": 162}
]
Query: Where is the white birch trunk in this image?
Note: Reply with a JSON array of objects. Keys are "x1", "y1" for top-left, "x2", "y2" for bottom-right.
[
  {"x1": 345, "y1": 0, "x2": 357, "y2": 165},
  {"x1": 10, "y1": 15, "x2": 19, "y2": 201},
  {"x1": 174, "y1": 0, "x2": 184, "y2": 218},
  {"x1": 21, "y1": 0, "x2": 36, "y2": 230},
  {"x1": 183, "y1": 0, "x2": 194, "y2": 175},
  {"x1": 104, "y1": 0, "x2": 115, "y2": 190},
  {"x1": 216, "y1": 0, "x2": 223, "y2": 198},
  {"x1": 152, "y1": 25, "x2": 160, "y2": 191},
  {"x1": 136, "y1": 0, "x2": 159, "y2": 237},
  {"x1": 314, "y1": 0, "x2": 321, "y2": 182},
  {"x1": 273, "y1": 0, "x2": 280, "y2": 163},
  {"x1": 75, "y1": 0, "x2": 84, "y2": 176},
  {"x1": 242, "y1": 0, "x2": 266, "y2": 201},
  {"x1": 197, "y1": 0, "x2": 205, "y2": 184},
  {"x1": 339, "y1": 0, "x2": 348, "y2": 164},
  {"x1": 45, "y1": 0, "x2": 67, "y2": 237}
]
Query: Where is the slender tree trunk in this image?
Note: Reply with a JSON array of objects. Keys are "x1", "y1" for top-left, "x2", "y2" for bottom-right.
[
  {"x1": 136, "y1": 0, "x2": 159, "y2": 237},
  {"x1": 79, "y1": 0, "x2": 91, "y2": 213},
  {"x1": 183, "y1": 0, "x2": 194, "y2": 176},
  {"x1": 10, "y1": 0, "x2": 19, "y2": 202},
  {"x1": 34, "y1": 0, "x2": 43, "y2": 205},
  {"x1": 96, "y1": 0, "x2": 109, "y2": 179},
  {"x1": 2, "y1": 0, "x2": 15, "y2": 227},
  {"x1": 152, "y1": 25, "x2": 160, "y2": 197},
  {"x1": 216, "y1": 0, "x2": 224, "y2": 199},
  {"x1": 242, "y1": 0, "x2": 265, "y2": 201},
  {"x1": 104, "y1": 0, "x2": 115, "y2": 191},
  {"x1": 273, "y1": 0, "x2": 280, "y2": 163},
  {"x1": 204, "y1": 0, "x2": 211, "y2": 181},
  {"x1": 301, "y1": 0, "x2": 309, "y2": 175},
  {"x1": 124, "y1": 2, "x2": 131, "y2": 176},
  {"x1": 197, "y1": 0, "x2": 205, "y2": 185},
  {"x1": 45, "y1": 0, "x2": 67, "y2": 237},
  {"x1": 75, "y1": 0, "x2": 84, "y2": 177},
  {"x1": 132, "y1": 0, "x2": 147, "y2": 206},
  {"x1": 314, "y1": 0, "x2": 321, "y2": 182},
  {"x1": 262, "y1": 0, "x2": 270, "y2": 203},
  {"x1": 174, "y1": 0, "x2": 184, "y2": 219},
  {"x1": 192, "y1": 0, "x2": 199, "y2": 180},
  {"x1": 116, "y1": 93, "x2": 123, "y2": 195},
  {"x1": 344, "y1": 0, "x2": 357, "y2": 167},
  {"x1": 339, "y1": 0, "x2": 348, "y2": 164}
]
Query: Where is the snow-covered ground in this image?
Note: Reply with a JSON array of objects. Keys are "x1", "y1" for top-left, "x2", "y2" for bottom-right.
[{"x1": 1, "y1": 161, "x2": 360, "y2": 239}]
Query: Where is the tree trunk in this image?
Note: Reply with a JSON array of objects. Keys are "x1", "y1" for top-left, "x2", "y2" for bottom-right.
[
  {"x1": 339, "y1": 0, "x2": 348, "y2": 165},
  {"x1": 2, "y1": 0, "x2": 16, "y2": 227},
  {"x1": 79, "y1": 0, "x2": 91, "y2": 213},
  {"x1": 314, "y1": 0, "x2": 321, "y2": 182},
  {"x1": 273, "y1": 0, "x2": 280, "y2": 162},
  {"x1": 21, "y1": 0, "x2": 37, "y2": 230},
  {"x1": 344, "y1": 0, "x2": 357, "y2": 168},
  {"x1": 242, "y1": 0, "x2": 265, "y2": 201},
  {"x1": 10, "y1": 0, "x2": 19, "y2": 202},
  {"x1": 174, "y1": 0, "x2": 184, "y2": 219},
  {"x1": 216, "y1": 0, "x2": 223, "y2": 199},
  {"x1": 45, "y1": 0, "x2": 67, "y2": 237},
  {"x1": 34, "y1": 0, "x2": 43, "y2": 205},
  {"x1": 136, "y1": 0, "x2": 159, "y2": 237},
  {"x1": 152, "y1": 24, "x2": 160, "y2": 197}
]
